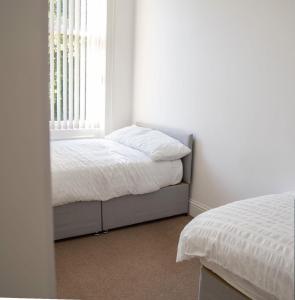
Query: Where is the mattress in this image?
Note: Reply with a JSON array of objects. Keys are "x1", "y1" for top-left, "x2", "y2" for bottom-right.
[
  {"x1": 177, "y1": 192, "x2": 295, "y2": 300},
  {"x1": 51, "y1": 138, "x2": 183, "y2": 206}
]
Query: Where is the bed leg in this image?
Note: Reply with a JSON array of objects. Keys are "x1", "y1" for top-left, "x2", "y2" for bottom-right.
[
  {"x1": 103, "y1": 230, "x2": 109, "y2": 234},
  {"x1": 93, "y1": 232, "x2": 100, "y2": 236}
]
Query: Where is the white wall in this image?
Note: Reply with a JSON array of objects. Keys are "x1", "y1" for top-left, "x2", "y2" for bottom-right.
[
  {"x1": 106, "y1": 0, "x2": 135, "y2": 133},
  {"x1": 133, "y1": 0, "x2": 295, "y2": 210},
  {"x1": 0, "y1": 1, "x2": 56, "y2": 297}
]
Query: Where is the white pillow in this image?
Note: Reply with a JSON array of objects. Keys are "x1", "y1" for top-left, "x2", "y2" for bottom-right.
[{"x1": 105, "y1": 125, "x2": 191, "y2": 161}]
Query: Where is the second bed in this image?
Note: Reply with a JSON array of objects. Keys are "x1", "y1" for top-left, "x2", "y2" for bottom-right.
[
  {"x1": 177, "y1": 192, "x2": 295, "y2": 300},
  {"x1": 53, "y1": 124, "x2": 193, "y2": 240}
]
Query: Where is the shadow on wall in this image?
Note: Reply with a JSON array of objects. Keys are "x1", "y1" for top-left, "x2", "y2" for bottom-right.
[{"x1": 190, "y1": 140, "x2": 235, "y2": 210}]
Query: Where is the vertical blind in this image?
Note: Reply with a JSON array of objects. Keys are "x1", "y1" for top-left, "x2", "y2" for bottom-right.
[{"x1": 49, "y1": 0, "x2": 107, "y2": 130}]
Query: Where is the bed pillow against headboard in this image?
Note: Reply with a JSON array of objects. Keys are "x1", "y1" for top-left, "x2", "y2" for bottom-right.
[{"x1": 105, "y1": 125, "x2": 191, "y2": 161}]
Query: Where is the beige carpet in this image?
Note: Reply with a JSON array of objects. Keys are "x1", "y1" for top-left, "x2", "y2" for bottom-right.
[{"x1": 55, "y1": 216, "x2": 200, "y2": 300}]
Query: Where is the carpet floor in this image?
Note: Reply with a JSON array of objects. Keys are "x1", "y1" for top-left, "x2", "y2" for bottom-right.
[{"x1": 55, "y1": 216, "x2": 200, "y2": 300}]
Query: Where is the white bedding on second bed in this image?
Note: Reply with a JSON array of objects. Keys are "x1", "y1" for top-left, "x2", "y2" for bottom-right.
[
  {"x1": 51, "y1": 138, "x2": 183, "y2": 206},
  {"x1": 177, "y1": 192, "x2": 295, "y2": 300}
]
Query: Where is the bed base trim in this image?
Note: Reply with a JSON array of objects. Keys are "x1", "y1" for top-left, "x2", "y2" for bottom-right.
[
  {"x1": 102, "y1": 183, "x2": 189, "y2": 231},
  {"x1": 54, "y1": 201, "x2": 102, "y2": 240},
  {"x1": 54, "y1": 183, "x2": 189, "y2": 240},
  {"x1": 199, "y1": 267, "x2": 250, "y2": 300}
]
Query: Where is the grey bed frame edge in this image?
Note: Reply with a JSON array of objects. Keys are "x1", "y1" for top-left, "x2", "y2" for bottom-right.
[
  {"x1": 54, "y1": 123, "x2": 194, "y2": 240},
  {"x1": 199, "y1": 267, "x2": 250, "y2": 300}
]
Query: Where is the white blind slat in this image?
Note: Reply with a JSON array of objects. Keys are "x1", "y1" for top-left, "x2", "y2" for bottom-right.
[
  {"x1": 49, "y1": 0, "x2": 55, "y2": 128},
  {"x1": 86, "y1": 0, "x2": 107, "y2": 129},
  {"x1": 97, "y1": 0, "x2": 107, "y2": 130},
  {"x1": 74, "y1": 0, "x2": 80, "y2": 128},
  {"x1": 68, "y1": 0, "x2": 74, "y2": 128},
  {"x1": 56, "y1": 0, "x2": 62, "y2": 128},
  {"x1": 62, "y1": 0, "x2": 68, "y2": 129},
  {"x1": 79, "y1": 0, "x2": 87, "y2": 128}
]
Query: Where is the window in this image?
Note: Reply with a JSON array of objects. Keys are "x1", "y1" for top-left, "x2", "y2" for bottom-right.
[{"x1": 48, "y1": 0, "x2": 107, "y2": 136}]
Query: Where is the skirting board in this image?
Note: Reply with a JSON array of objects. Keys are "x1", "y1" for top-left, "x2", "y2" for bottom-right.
[{"x1": 189, "y1": 199, "x2": 211, "y2": 217}]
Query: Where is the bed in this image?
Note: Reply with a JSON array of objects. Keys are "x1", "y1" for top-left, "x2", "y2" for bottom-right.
[
  {"x1": 177, "y1": 192, "x2": 294, "y2": 300},
  {"x1": 53, "y1": 123, "x2": 193, "y2": 240}
]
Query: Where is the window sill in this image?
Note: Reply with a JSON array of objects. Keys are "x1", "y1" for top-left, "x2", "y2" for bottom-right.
[{"x1": 50, "y1": 128, "x2": 104, "y2": 140}]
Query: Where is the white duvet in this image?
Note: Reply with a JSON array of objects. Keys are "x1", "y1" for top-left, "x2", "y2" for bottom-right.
[
  {"x1": 177, "y1": 193, "x2": 295, "y2": 300},
  {"x1": 51, "y1": 138, "x2": 183, "y2": 206}
]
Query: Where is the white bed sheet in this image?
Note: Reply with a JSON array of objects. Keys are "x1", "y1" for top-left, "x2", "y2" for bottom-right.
[
  {"x1": 177, "y1": 193, "x2": 295, "y2": 300},
  {"x1": 51, "y1": 138, "x2": 183, "y2": 206}
]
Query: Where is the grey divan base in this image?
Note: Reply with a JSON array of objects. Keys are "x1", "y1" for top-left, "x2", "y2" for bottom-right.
[
  {"x1": 199, "y1": 267, "x2": 249, "y2": 300},
  {"x1": 54, "y1": 182, "x2": 189, "y2": 240},
  {"x1": 54, "y1": 201, "x2": 102, "y2": 240}
]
